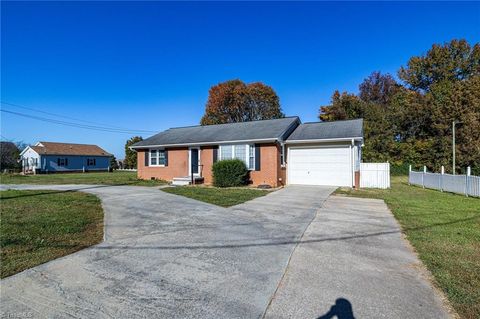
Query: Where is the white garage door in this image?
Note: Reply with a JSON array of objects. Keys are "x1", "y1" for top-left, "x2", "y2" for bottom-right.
[{"x1": 288, "y1": 146, "x2": 352, "y2": 186}]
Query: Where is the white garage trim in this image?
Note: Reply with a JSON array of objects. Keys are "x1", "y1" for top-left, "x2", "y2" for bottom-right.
[
  {"x1": 285, "y1": 137, "x2": 362, "y2": 144},
  {"x1": 287, "y1": 144, "x2": 354, "y2": 187}
]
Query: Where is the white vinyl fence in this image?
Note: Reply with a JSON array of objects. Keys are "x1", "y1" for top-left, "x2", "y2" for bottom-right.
[
  {"x1": 409, "y1": 165, "x2": 480, "y2": 197},
  {"x1": 360, "y1": 163, "x2": 390, "y2": 189}
]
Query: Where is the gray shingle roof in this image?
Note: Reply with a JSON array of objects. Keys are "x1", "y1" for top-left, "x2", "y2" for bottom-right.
[
  {"x1": 286, "y1": 119, "x2": 363, "y2": 141},
  {"x1": 132, "y1": 117, "x2": 300, "y2": 148}
]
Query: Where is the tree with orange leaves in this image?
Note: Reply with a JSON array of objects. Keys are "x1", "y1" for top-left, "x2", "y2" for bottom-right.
[{"x1": 200, "y1": 79, "x2": 284, "y2": 125}]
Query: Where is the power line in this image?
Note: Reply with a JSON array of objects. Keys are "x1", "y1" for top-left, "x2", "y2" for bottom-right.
[
  {"x1": 0, "y1": 101, "x2": 157, "y2": 133},
  {"x1": 1, "y1": 109, "x2": 151, "y2": 134},
  {"x1": 1, "y1": 109, "x2": 157, "y2": 134}
]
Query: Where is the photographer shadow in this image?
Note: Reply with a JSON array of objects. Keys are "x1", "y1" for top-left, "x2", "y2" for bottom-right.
[{"x1": 317, "y1": 298, "x2": 355, "y2": 319}]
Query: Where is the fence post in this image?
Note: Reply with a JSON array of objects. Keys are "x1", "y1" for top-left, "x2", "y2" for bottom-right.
[
  {"x1": 440, "y1": 166, "x2": 444, "y2": 192},
  {"x1": 423, "y1": 166, "x2": 426, "y2": 188},
  {"x1": 466, "y1": 166, "x2": 471, "y2": 197},
  {"x1": 408, "y1": 165, "x2": 412, "y2": 185}
]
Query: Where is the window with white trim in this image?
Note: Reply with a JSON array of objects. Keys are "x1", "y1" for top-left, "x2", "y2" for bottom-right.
[
  {"x1": 219, "y1": 144, "x2": 255, "y2": 170},
  {"x1": 234, "y1": 145, "x2": 246, "y2": 162},
  {"x1": 220, "y1": 145, "x2": 232, "y2": 160},
  {"x1": 150, "y1": 149, "x2": 166, "y2": 166}
]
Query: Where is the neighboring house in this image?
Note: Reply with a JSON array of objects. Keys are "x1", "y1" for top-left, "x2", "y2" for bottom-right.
[
  {"x1": 20, "y1": 141, "x2": 112, "y2": 173},
  {"x1": 131, "y1": 117, "x2": 363, "y2": 187}
]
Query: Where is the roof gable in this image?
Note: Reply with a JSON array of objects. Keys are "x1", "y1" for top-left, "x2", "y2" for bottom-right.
[{"x1": 132, "y1": 117, "x2": 300, "y2": 148}]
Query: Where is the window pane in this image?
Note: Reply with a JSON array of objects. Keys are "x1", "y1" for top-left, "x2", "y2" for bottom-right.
[
  {"x1": 150, "y1": 150, "x2": 157, "y2": 165},
  {"x1": 234, "y1": 145, "x2": 246, "y2": 163},
  {"x1": 220, "y1": 145, "x2": 232, "y2": 160},
  {"x1": 249, "y1": 145, "x2": 255, "y2": 169},
  {"x1": 158, "y1": 151, "x2": 165, "y2": 165}
]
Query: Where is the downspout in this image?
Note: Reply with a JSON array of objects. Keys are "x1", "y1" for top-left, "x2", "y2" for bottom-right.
[
  {"x1": 279, "y1": 141, "x2": 286, "y2": 186},
  {"x1": 351, "y1": 138, "x2": 355, "y2": 188}
]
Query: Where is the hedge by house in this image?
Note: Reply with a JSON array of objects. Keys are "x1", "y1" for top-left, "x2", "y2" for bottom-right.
[{"x1": 212, "y1": 159, "x2": 249, "y2": 187}]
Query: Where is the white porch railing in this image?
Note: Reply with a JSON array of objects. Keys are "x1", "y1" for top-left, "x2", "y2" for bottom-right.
[{"x1": 409, "y1": 165, "x2": 480, "y2": 197}]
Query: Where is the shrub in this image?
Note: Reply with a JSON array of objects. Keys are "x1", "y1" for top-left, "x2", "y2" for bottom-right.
[{"x1": 212, "y1": 159, "x2": 249, "y2": 187}]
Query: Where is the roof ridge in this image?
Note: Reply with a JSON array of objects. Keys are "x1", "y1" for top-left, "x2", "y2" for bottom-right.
[
  {"x1": 302, "y1": 118, "x2": 363, "y2": 125},
  {"x1": 168, "y1": 116, "x2": 299, "y2": 130},
  {"x1": 39, "y1": 141, "x2": 99, "y2": 146}
]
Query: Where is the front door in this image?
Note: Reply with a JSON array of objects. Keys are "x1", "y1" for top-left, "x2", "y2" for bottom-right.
[{"x1": 190, "y1": 148, "x2": 200, "y2": 176}]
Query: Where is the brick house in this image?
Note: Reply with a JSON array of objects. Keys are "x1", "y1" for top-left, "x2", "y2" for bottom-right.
[{"x1": 131, "y1": 117, "x2": 363, "y2": 187}]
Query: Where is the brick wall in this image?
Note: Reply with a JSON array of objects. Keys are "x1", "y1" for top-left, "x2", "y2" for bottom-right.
[
  {"x1": 249, "y1": 143, "x2": 281, "y2": 187},
  {"x1": 200, "y1": 146, "x2": 214, "y2": 184},
  {"x1": 137, "y1": 144, "x2": 282, "y2": 187},
  {"x1": 199, "y1": 144, "x2": 282, "y2": 186},
  {"x1": 137, "y1": 148, "x2": 189, "y2": 181}
]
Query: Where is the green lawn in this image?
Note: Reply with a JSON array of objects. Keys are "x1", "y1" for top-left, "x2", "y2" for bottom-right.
[
  {"x1": 162, "y1": 186, "x2": 270, "y2": 207},
  {"x1": 336, "y1": 176, "x2": 480, "y2": 319},
  {"x1": 0, "y1": 190, "x2": 104, "y2": 278},
  {"x1": 0, "y1": 171, "x2": 166, "y2": 186}
]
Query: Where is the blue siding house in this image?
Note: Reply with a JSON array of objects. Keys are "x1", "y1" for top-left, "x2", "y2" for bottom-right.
[{"x1": 20, "y1": 141, "x2": 112, "y2": 173}]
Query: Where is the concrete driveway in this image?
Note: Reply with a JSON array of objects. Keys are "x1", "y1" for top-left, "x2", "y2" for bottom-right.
[
  {"x1": 0, "y1": 185, "x2": 451, "y2": 318},
  {"x1": 264, "y1": 196, "x2": 452, "y2": 319},
  {"x1": 0, "y1": 184, "x2": 334, "y2": 318}
]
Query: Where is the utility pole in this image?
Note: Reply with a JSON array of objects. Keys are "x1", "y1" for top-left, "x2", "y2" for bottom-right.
[{"x1": 452, "y1": 121, "x2": 456, "y2": 175}]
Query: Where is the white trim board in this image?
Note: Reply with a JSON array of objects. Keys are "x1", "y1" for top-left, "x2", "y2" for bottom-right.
[{"x1": 285, "y1": 137, "x2": 363, "y2": 144}]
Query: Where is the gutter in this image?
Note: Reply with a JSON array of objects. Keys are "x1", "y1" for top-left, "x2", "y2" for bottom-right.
[{"x1": 284, "y1": 137, "x2": 363, "y2": 144}]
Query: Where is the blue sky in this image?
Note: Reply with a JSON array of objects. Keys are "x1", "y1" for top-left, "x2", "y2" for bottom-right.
[{"x1": 2, "y1": 1, "x2": 479, "y2": 158}]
